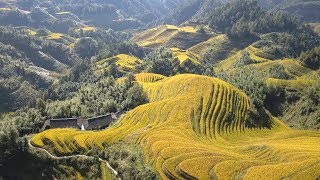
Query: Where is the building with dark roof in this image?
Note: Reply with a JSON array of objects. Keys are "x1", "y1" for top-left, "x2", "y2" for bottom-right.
[{"x1": 41, "y1": 112, "x2": 125, "y2": 131}]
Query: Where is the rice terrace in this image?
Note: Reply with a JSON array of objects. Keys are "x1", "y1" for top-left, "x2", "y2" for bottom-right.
[
  {"x1": 31, "y1": 73, "x2": 320, "y2": 179},
  {"x1": 0, "y1": 0, "x2": 320, "y2": 179}
]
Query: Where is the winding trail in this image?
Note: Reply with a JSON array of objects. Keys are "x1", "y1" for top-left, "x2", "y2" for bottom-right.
[{"x1": 28, "y1": 139, "x2": 119, "y2": 179}]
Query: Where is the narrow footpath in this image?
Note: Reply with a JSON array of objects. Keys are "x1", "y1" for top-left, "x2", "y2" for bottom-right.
[{"x1": 28, "y1": 139, "x2": 119, "y2": 179}]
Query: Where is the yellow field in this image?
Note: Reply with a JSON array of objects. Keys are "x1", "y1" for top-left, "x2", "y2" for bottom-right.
[
  {"x1": 0, "y1": 7, "x2": 11, "y2": 11},
  {"x1": 26, "y1": 29, "x2": 37, "y2": 36},
  {"x1": 96, "y1": 54, "x2": 142, "y2": 72},
  {"x1": 266, "y1": 78, "x2": 317, "y2": 90},
  {"x1": 170, "y1": 47, "x2": 199, "y2": 64},
  {"x1": 31, "y1": 74, "x2": 320, "y2": 179},
  {"x1": 131, "y1": 25, "x2": 198, "y2": 47},
  {"x1": 214, "y1": 50, "x2": 245, "y2": 72},
  {"x1": 47, "y1": 33, "x2": 64, "y2": 40},
  {"x1": 214, "y1": 43, "x2": 274, "y2": 72},
  {"x1": 180, "y1": 26, "x2": 197, "y2": 33},
  {"x1": 245, "y1": 45, "x2": 271, "y2": 62},
  {"x1": 135, "y1": 73, "x2": 166, "y2": 83},
  {"x1": 220, "y1": 57, "x2": 320, "y2": 90},
  {"x1": 76, "y1": 27, "x2": 96, "y2": 32},
  {"x1": 188, "y1": 34, "x2": 226, "y2": 57},
  {"x1": 56, "y1": 11, "x2": 71, "y2": 15}
]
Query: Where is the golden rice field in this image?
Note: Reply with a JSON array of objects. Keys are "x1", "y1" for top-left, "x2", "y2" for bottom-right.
[
  {"x1": 180, "y1": 26, "x2": 197, "y2": 33},
  {"x1": 266, "y1": 78, "x2": 317, "y2": 90},
  {"x1": 188, "y1": 34, "x2": 226, "y2": 57},
  {"x1": 76, "y1": 26, "x2": 96, "y2": 32},
  {"x1": 96, "y1": 54, "x2": 142, "y2": 72},
  {"x1": 214, "y1": 50, "x2": 245, "y2": 72},
  {"x1": 213, "y1": 45, "x2": 266, "y2": 73},
  {"x1": 31, "y1": 74, "x2": 320, "y2": 179},
  {"x1": 56, "y1": 11, "x2": 71, "y2": 15},
  {"x1": 221, "y1": 57, "x2": 320, "y2": 90},
  {"x1": 47, "y1": 33, "x2": 64, "y2": 40},
  {"x1": 26, "y1": 29, "x2": 37, "y2": 36},
  {"x1": 170, "y1": 48, "x2": 200, "y2": 64},
  {"x1": 223, "y1": 58, "x2": 311, "y2": 75},
  {"x1": 0, "y1": 7, "x2": 11, "y2": 11},
  {"x1": 116, "y1": 73, "x2": 165, "y2": 85},
  {"x1": 131, "y1": 25, "x2": 198, "y2": 47},
  {"x1": 134, "y1": 73, "x2": 166, "y2": 83},
  {"x1": 245, "y1": 45, "x2": 271, "y2": 63}
]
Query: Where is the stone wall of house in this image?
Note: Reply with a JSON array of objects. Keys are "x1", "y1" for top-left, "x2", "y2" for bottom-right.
[
  {"x1": 41, "y1": 112, "x2": 125, "y2": 131},
  {"x1": 86, "y1": 114, "x2": 115, "y2": 130}
]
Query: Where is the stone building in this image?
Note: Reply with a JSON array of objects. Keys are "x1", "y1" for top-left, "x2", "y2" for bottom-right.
[{"x1": 41, "y1": 112, "x2": 125, "y2": 131}]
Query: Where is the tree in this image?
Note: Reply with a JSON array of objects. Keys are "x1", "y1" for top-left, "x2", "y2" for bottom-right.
[
  {"x1": 299, "y1": 46, "x2": 320, "y2": 70},
  {"x1": 144, "y1": 48, "x2": 179, "y2": 76},
  {"x1": 124, "y1": 72, "x2": 135, "y2": 88},
  {"x1": 124, "y1": 84, "x2": 149, "y2": 110},
  {"x1": 74, "y1": 37, "x2": 98, "y2": 59}
]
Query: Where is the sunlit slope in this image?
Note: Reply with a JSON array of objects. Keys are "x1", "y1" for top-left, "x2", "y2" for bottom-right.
[
  {"x1": 170, "y1": 48, "x2": 199, "y2": 64},
  {"x1": 134, "y1": 73, "x2": 166, "y2": 83},
  {"x1": 131, "y1": 25, "x2": 210, "y2": 49},
  {"x1": 214, "y1": 44, "x2": 275, "y2": 72},
  {"x1": 32, "y1": 74, "x2": 320, "y2": 179},
  {"x1": 219, "y1": 56, "x2": 319, "y2": 90},
  {"x1": 188, "y1": 34, "x2": 226, "y2": 57},
  {"x1": 96, "y1": 54, "x2": 143, "y2": 72}
]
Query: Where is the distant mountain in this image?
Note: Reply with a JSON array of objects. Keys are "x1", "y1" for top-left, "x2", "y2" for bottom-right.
[
  {"x1": 0, "y1": 26, "x2": 80, "y2": 112},
  {"x1": 0, "y1": 0, "x2": 191, "y2": 30},
  {"x1": 258, "y1": 0, "x2": 320, "y2": 22},
  {"x1": 162, "y1": 0, "x2": 320, "y2": 26}
]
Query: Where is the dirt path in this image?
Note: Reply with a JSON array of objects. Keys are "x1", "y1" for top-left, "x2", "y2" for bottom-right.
[{"x1": 28, "y1": 139, "x2": 119, "y2": 178}]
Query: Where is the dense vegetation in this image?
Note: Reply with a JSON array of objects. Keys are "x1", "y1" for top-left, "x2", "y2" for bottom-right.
[
  {"x1": 299, "y1": 46, "x2": 320, "y2": 70},
  {"x1": 96, "y1": 142, "x2": 159, "y2": 179}
]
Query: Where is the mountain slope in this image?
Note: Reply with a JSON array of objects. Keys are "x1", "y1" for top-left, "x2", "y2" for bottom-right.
[
  {"x1": 258, "y1": 0, "x2": 320, "y2": 22},
  {"x1": 0, "y1": 0, "x2": 192, "y2": 30},
  {"x1": 96, "y1": 54, "x2": 143, "y2": 72},
  {"x1": 131, "y1": 24, "x2": 212, "y2": 49},
  {"x1": 32, "y1": 74, "x2": 320, "y2": 179}
]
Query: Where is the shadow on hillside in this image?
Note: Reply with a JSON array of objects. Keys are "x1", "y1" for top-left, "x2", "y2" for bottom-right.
[{"x1": 245, "y1": 105, "x2": 274, "y2": 130}]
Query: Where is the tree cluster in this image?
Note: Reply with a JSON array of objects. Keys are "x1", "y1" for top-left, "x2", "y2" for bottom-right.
[{"x1": 299, "y1": 46, "x2": 320, "y2": 70}]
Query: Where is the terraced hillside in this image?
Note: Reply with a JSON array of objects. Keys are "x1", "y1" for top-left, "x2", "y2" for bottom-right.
[
  {"x1": 131, "y1": 25, "x2": 211, "y2": 49},
  {"x1": 134, "y1": 73, "x2": 166, "y2": 83},
  {"x1": 170, "y1": 47, "x2": 199, "y2": 64},
  {"x1": 96, "y1": 54, "x2": 143, "y2": 72},
  {"x1": 216, "y1": 49, "x2": 320, "y2": 90},
  {"x1": 31, "y1": 74, "x2": 320, "y2": 179}
]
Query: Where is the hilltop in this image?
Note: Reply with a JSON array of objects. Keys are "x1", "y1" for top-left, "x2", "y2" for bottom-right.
[
  {"x1": 131, "y1": 24, "x2": 212, "y2": 49},
  {"x1": 96, "y1": 54, "x2": 143, "y2": 73}
]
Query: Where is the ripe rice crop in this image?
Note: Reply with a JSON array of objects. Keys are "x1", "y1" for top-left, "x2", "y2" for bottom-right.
[
  {"x1": 47, "y1": 33, "x2": 64, "y2": 40},
  {"x1": 96, "y1": 54, "x2": 142, "y2": 72},
  {"x1": 132, "y1": 25, "x2": 200, "y2": 48},
  {"x1": 170, "y1": 47, "x2": 199, "y2": 64},
  {"x1": 31, "y1": 74, "x2": 320, "y2": 179}
]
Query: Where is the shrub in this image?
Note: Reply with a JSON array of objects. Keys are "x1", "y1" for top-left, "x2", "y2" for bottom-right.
[
  {"x1": 299, "y1": 46, "x2": 320, "y2": 70},
  {"x1": 75, "y1": 37, "x2": 98, "y2": 59}
]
